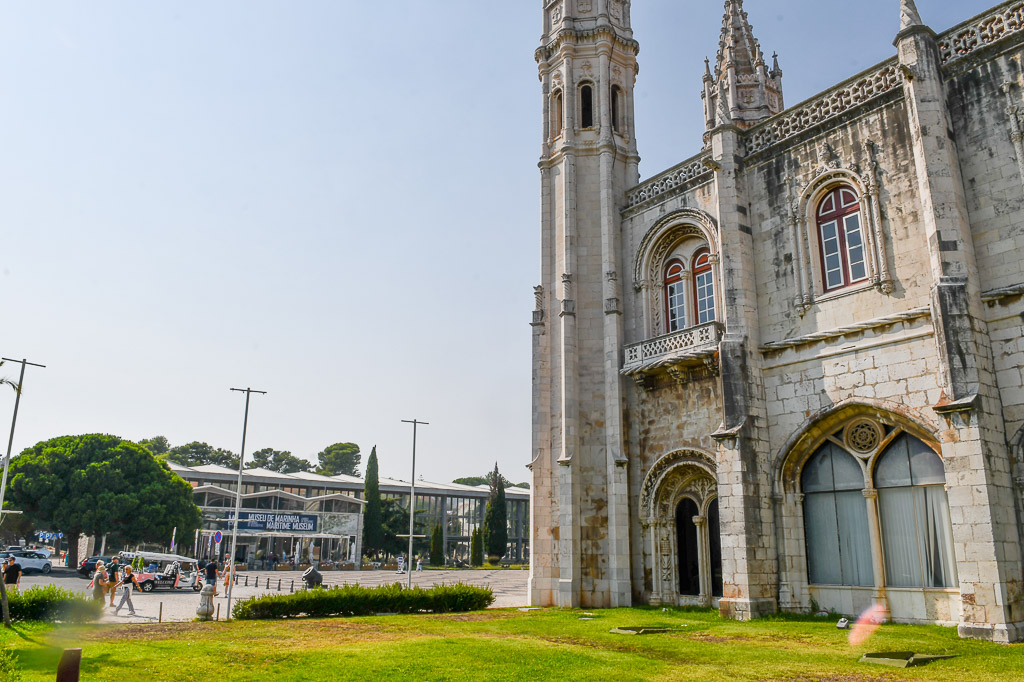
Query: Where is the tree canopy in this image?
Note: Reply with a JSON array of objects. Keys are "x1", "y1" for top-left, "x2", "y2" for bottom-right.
[
  {"x1": 138, "y1": 435, "x2": 170, "y2": 456},
  {"x1": 8, "y1": 434, "x2": 202, "y2": 566},
  {"x1": 317, "y1": 442, "x2": 360, "y2": 476},
  {"x1": 248, "y1": 448, "x2": 312, "y2": 473},
  {"x1": 166, "y1": 441, "x2": 239, "y2": 469},
  {"x1": 453, "y1": 474, "x2": 529, "y2": 490}
]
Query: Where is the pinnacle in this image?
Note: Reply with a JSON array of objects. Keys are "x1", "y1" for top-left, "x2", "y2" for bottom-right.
[{"x1": 899, "y1": 0, "x2": 924, "y2": 31}]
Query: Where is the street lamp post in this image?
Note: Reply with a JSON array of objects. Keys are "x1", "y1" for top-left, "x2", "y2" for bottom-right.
[
  {"x1": 401, "y1": 419, "x2": 427, "y2": 589},
  {"x1": 0, "y1": 358, "x2": 45, "y2": 519},
  {"x1": 226, "y1": 387, "x2": 266, "y2": 619}
]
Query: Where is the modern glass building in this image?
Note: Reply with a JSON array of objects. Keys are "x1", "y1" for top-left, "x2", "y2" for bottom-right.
[{"x1": 168, "y1": 462, "x2": 530, "y2": 564}]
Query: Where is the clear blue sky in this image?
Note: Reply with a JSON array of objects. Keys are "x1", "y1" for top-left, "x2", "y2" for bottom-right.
[{"x1": 0, "y1": 1, "x2": 993, "y2": 483}]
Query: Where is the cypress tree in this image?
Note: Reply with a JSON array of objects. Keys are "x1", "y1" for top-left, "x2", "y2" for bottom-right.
[
  {"x1": 362, "y1": 445, "x2": 384, "y2": 556},
  {"x1": 430, "y1": 524, "x2": 444, "y2": 566},
  {"x1": 482, "y1": 462, "x2": 508, "y2": 562},
  {"x1": 470, "y1": 527, "x2": 483, "y2": 566}
]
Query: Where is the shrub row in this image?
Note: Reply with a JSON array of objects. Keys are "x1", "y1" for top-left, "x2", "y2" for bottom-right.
[
  {"x1": 5, "y1": 585, "x2": 102, "y2": 623},
  {"x1": 232, "y1": 582, "x2": 494, "y2": 620}
]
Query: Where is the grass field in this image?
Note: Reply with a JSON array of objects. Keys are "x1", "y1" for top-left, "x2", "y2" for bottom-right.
[{"x1": 1, "y1": 607, "x2": 1022, "y2": 681}]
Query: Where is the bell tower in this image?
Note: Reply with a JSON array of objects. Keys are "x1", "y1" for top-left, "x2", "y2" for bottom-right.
[{"x1": 531, "y1": 0, "x2": 639, "y2": 608}]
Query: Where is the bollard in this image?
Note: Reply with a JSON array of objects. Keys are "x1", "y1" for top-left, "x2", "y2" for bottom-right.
[
  {"x1": 56, "y1": 648, "x2": 82, "y2": 682},
  {"x1": 290, "y1": 580, "x2": 294, "y2": 593},
  {"x1": 234, "y1": 574, "x2": 238, "y2": 585},
  {"x1": 277, "y1": 578, "x2": 281, "y2": 591},
  {"x1": 216, "y1": 603, "x2": 221, "y2": 621},
  {"x1": 244, "y1": 575, "x2": 249, "y2": 586},
  {"x1": 196, "y1": 584, "x2": 215, "y2": 621},
  {"x1": 159, "y1": 602, "x2": 163, "y2": 623}
]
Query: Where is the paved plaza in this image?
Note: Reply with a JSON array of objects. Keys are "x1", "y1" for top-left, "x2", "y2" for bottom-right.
[{"x1": 19, "y1": 568, "x2": 529, "y2": 624}]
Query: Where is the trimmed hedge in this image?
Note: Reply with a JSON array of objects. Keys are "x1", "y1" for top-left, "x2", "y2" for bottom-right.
[
  {"x1": 6, "y1": 585, "x2": 102, "y2": 623},
  {"x1": 232, "y1": 582, "x2": 494, "y2": 620}
]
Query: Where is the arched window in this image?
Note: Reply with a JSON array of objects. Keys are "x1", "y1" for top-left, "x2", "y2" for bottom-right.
[
  {"x1": 817, "y1": 186, "x2": 867, "y2": 291},
  {"x1": 580, "y1": 83, "x2": 594, "y2": 129},
  {"x1": 875, "y1": 435, "x2": 956, "y2": 588},
  {"x1": 692, "y1": 248, "x2": 715, "y2": 324},
  {"x1": 664, "y1": 260, "x2": 686, "y2": 332},
  {"x1": 611, "y1": 85, "x2": 622, "y2": 132},
  {"x1": 552, "y1": 90, "x2": 563, "y2": 137},
  {"x1": 801, "y1": 443, "x2": 873, "y2": 586}
]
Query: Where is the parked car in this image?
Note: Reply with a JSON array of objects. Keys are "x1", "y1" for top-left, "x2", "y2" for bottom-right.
[
  {"x1": 5, "y1": 546, "x2": 51, "y2": 558},
  {"x1": 1, "y1": 551, "x2": 52, "y2": 575},
  {"x1": 78, "y1": 555, "x2": 114, "y2": 577}
]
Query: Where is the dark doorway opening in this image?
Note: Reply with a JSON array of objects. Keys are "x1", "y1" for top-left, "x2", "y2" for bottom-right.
[
  {"x1": 708, "y1": 497, "x2": 723, "y2": 598},
  {"x1": 676, "y1": 498, "x2": 700, "y2": 596}
]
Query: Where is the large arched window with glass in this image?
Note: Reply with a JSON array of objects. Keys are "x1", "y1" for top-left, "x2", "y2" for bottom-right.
[
  {"x1": 801, "y1": 443, "x2": 873, "y2": 586},
  {"x1": 664, "y1": 260, "x2": 686, "y2": 332},
  {"x1": 817, "y1": 186, "x2": 867, "y2": 291},
  {"x1": 692, "y1": 248, "x2": 716, "y2": 324},
  {"x1": 875, "y1": 435, "x2": 957, "y2": 588}
]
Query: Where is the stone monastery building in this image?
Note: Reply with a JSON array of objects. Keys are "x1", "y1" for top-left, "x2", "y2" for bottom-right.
[{"x1": 530, "y1": 0, "x2": 1024, "y2": 642}]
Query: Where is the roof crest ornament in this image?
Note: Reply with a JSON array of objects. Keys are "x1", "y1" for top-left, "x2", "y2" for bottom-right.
[{"x1": 899, "y1": 0, "x2": 924, "y2": 32}]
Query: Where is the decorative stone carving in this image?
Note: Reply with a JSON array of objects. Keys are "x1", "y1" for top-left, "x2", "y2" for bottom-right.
[
  {"x1": 626, "y1": 154, "x2": 714, "y2": 208},
  {"x1": 938, "y1": 3, "x2": 1024, "y2": 67},
  {"x1": 578, "y1": 0, "x2": 594, "y2": 14},
  {"x1": 844, "y1": 418, "x2": 882, "y2": 456},
  {"x1": 746, "y1": 63, "x2": 903, "y2": 155}
]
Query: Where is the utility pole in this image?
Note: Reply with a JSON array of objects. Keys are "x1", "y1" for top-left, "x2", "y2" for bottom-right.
[
  {"x1": 0, "y1": 357, "x2": 45, "y2": 628},
  {"x1": 401, "y1": 419, "x2": 427, "y2": 590},
  {"x1": 225, "y1": 387, "x2": 266, "y2": 619},
  {"x1": 0, "y1": 358, "x2": 45, "y2": 516}
]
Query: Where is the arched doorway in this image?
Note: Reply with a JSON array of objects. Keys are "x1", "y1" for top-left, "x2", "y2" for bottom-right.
[
  {"x1": 676, "y1": 498, "x2": 700, "y2": 596},
  {"x1": 640, "y1": 449, "x2": 722, "y2": 606}
]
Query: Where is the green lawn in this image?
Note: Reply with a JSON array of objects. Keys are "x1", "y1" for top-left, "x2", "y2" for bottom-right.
[{"x1": 2, "y1": 608, "x2": 1021, "y2": 681}]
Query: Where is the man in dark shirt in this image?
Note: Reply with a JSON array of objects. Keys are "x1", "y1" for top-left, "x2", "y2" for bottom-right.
[
  {"x1": 2, "y1": 557, "x2": 20, "y2": 589},
  {"x1": 107, "y1": 557, "x2": 121, "y2": 607},
  {"x1": 204, "y1": 559, "x2": 220, "y2": 596}
]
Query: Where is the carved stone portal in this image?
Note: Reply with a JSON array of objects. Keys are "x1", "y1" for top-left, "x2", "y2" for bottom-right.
[{"x1": 640, "y1": 450, "x2": 721, "y2": 606}]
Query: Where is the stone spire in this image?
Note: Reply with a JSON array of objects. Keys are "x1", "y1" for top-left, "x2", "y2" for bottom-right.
[
  {"x1": 899, "y1": 0, "x2": 924, "y2": 31},
  {"x1": 702, "y1": 0, "x2": 784, "y2": 131}
]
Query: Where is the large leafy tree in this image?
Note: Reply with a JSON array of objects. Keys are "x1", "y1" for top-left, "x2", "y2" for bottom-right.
[
  {"x1": 166, "y1": 441, "x2": 239, "y2": 469},
  {"x1": 316, "y1": 442, "x2": 360, "y2": 476},
  {"x1": 138, "y1": 436, "x2": 170, "y2": 456},
  {"x1": 482, "y1": 462, "x2": 508, "y2": 562},
  {"x1": 8, "y1": 434, "x2": 202, "y2": 567},
  {"x1": 248, "y1": 448, "x2": 312, "y2": 473},
  {"x1": 362, "y1": 446, "x2": 384, "y2": 556}
]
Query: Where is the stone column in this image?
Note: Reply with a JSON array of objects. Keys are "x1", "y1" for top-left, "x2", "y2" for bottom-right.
[
  {"x1": 862, "y1": 488, "x2": 889, "y2": 618},
  {"x1": 693, "y1": 515, "x2": 710, "y2": 607},
  {"x1": 897, "y1": 15, "x2": 1024, "y2": 643},
  {"x1": 709, "y1": 119, "x2": 778, "y2": 621}
]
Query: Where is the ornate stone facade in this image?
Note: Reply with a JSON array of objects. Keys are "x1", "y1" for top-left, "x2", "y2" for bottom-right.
[{"x1": 531, "y1": 0, "x2": 1024, "y2": 643}]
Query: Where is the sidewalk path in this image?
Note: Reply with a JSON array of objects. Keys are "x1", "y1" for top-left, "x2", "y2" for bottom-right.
[{"x1": 37, "y1": 568, "x2": 529, "y2": 624}]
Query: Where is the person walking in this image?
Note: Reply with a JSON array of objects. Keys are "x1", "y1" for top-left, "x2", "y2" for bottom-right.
[
  {"x1": 107, "y1": 557, "x2": 122, "y2": 607},
  {"x1": 2, "y1": 557, "x2": 21, "y2": 591},
  {"x1": 90, "y1": 561, "x2": 107, "y2": 601},
  {"x1": 222, "y1": 556, "x2": 231, "y2": 594},
  {"x1": 113, "y1": 565, "x2": 140, "y2": 616},
  {"x1": 204, "y1": 559, "x2": 220, "y2": 597}
]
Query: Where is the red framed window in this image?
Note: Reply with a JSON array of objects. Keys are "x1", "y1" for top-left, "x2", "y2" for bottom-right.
[
  {"x1": 692, "y1": 248, "x2": 716, "y2": 324},
  {"x1": 817, "y1": 186, "x2": 867, "y2": 291},
  {"x1": 664, "y1": 260, "x2": 686, "y2": 332}
]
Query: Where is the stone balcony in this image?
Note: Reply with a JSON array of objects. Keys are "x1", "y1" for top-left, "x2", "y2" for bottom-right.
[{"x1": 622, "y1": 322, "x2": 723, "y2": 385}]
